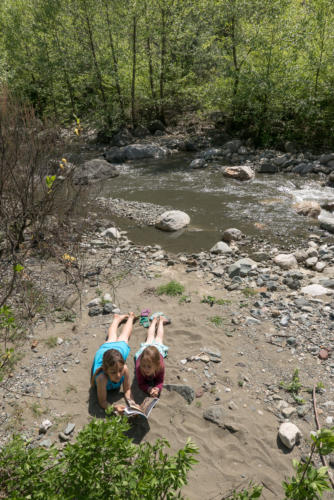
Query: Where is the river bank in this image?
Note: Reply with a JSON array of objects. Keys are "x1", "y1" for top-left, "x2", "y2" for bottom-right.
[{"x1": 1, "y1": 211, "x2": 334, "y2": 498}]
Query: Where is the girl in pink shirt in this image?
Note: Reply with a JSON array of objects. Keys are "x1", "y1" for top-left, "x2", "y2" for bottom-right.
[{"x1": 135, "y1": 315, "x2": 169, "y2": 397}]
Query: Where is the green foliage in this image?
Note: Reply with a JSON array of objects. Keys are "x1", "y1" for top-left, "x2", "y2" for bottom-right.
[
  {"x1": 226, "y1": 483, "x2": 263, "y2": 499},
  {"x1": 156, "y1": 280, "x2": 185, "y2": 297},
  {"x1": 201, "y1": 295, "x2": 232, "y2": 306},
  {"x1": 280, "y1": 369, "x2": 305, "y2": 404},
  {"x1": 283, "y1": 427, "x2": 334, "y2": 499},
  {"x1": 241, "y1": 288, "x2": 258, "y2": 298},
  {"x1": 44, "y1": 336, "x2": 57, "y2": 348},
  {"x1": 1, "y1": 0, "x2": 334, "y2": 146},
  {"x1": 0, "y1": 306, "x2": 18, "y2": 381},
  {"x1": 46, "y1": 175, "x2": 56, "y2": 192},
  {"x1": 209, "y1": 315, "x2": 224, "y2": 327},
  {"x1": 0, "y1": 412, "x2": 198, "y2": 499},
  {"x1": 178, "y1": 294, "x2": 191, "y2": 304}
]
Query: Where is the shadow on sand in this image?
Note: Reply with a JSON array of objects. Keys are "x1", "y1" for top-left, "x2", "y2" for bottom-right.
[{"x1": 87, "y1": 379, "x2": 150, "y2": 444}]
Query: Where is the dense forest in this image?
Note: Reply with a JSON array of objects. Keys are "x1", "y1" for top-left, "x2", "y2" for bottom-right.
[{"x1": 1, "y1": 0, "x2": 334, "y2": 147}]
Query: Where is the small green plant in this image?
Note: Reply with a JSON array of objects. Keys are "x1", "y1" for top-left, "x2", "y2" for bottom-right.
[
  {"x1": 45, "y1": 336, "x2": 58, "y2": 348},
  {"x1": 46, "y1": 175, "x2": 56, "y2": 192},
  {"x1": 65, "y1": 384, "x2": 78, "y2": 394},
  {"x1": 195, "y1": 401, "x2": 202, "y2": 408},
  {"x1": 57, "y1": 311, "x2": 76, "y2": 322},
  {"x1": 241, "y1": 288, "x2": 258, "y2": 297},
  {"x1": 216, "y1": 298, "x2": 232, "y2": 305},
  {"x1": 201, "y1": 295, "x2": 216, "y2": 306},
  {"x1": 179, "y1": 295, "x2": 191, "y2": 304},
  {"x1": 283, "y1": 427, "x2": 334, "y2": 499},
  {"x1": 226, "y1": 483, "x2": 263, "y2": 499},
  {"x1": 156, "y1": 280, "x2": 185, "y2": 297},
  {"x1": 238, "y1": 380, "x2": 244, "y2": 388},
  {"x1": 201, "y1": 295, "x2": 231, "y2": 306},
  {"x1": 239, "y1": 302, "x2": 248, "y2": 308},
  {"x1": 280, "y1": 369, "x2": 305, "y2": 404},
  {"x1": 30, "y1": 402, "x2": 46, "y2": 417},
  {"x1": 209, "y1": 315, "x2": 224, "y2": 327}
]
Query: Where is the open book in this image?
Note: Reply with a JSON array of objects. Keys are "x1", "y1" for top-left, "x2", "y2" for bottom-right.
[{"x1": 124, "y1": 397, "x2": 159, "y2": 419}]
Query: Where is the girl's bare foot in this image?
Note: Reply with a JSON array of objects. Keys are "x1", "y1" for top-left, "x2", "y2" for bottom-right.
[
  {"x1": 158, "y1": 315, "x2": 170, "y2": 325},
  {"x1": 113, "y1": 313, "x2": 129, "y2": 324}
]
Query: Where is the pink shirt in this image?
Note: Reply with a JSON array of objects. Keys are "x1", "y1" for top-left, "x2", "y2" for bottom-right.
[{"x1": 135, "y1": 354, "x2": 165, "y2": 394}]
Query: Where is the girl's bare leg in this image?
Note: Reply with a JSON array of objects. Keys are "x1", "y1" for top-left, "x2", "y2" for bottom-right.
[
  {"x1": 146, "y1": 316, "x2": 158, "y2": 343},
  {"x1": 106, "y1": 314, "x2": 128, "y2": 342},
  {"x1": 155, "y1": 316, "x2": 168, "y2": 344},
  {"x1": 118, "y1": 312, "x2": 136, "y2": 343}
]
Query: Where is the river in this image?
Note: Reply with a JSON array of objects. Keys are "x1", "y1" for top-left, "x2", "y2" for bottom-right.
[{"x1": 73, "y1": 151, "x2": 334, "y2": 253}]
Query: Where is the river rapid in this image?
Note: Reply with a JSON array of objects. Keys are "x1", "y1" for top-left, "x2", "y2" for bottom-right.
[{"x1": 72, "y1": 151, "x2": 334, "y2": 254}]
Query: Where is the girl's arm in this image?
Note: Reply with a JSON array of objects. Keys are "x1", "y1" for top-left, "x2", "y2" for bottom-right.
[
  {"x1": 150, "y1": 359, "x2": 165, "y2": 396},
  {"x1": 135, "y1": 357, "x2": 150, "y2": 394},
  {"x1": 96, "y1": 373, "x2": 109, "y2": 409},
  {"x1": 122, "y1": 365, "x2": 132, "y2": 401},
  {"x1": 154, "y1": 361, "x2": 165, "y2": 393}
]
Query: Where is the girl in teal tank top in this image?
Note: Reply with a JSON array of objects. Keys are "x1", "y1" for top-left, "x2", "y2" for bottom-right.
[{"x1": 91, "y1": 313, "x2": 136, "y2": 412}]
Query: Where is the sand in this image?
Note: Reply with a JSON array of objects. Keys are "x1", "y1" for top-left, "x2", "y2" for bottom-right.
[{"x1": 11, "y1": 260, "x2": 331, "y2": 500}]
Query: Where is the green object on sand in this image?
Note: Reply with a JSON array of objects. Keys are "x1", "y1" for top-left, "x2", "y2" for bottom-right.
[{"x1": 139, "y1": 316, "x2": 150, "y2": 328}]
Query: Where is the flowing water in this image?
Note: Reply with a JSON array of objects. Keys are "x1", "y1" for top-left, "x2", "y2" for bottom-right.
[{"x1": 75, "y1": 151, "x2": 334, "y2": 253}]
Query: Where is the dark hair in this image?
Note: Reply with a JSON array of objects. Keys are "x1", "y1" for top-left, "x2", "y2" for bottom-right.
[
  {"x1": 140, "y1": 346, "x2": 161, "y2": 375},
  {"x1": 91, "y1": 349, "x2": 125, "y2": 386}
]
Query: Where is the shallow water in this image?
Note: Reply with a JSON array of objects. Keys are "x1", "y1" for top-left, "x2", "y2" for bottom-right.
[{"x1": 76, "y1": 152, "x2": 334, "y2": 253}]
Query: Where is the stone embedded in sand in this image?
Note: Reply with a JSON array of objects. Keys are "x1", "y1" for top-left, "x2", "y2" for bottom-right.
[
  {"x1": 228, "y1": 258, "x2": 257, "y2": 278},
  {"x1": 301, "y1": 284, "x2": 334, "y2": 296},
  {"x1": 222, "y1": 228, "x2": 243, "y2": 243},
  {"x1": 273, "y1": 254, "x2": 298, "y2": 270},
  {"x1": 319, "y1": 349, "x2": 329, "y2": 360},
  {"x1": 278, "y1": 422, "x2": 302, "y2": 449},
  {"x1": 293, "y1": 201, "x2": 321, "y2": 218},
  {"x1": 155, "y1": 210, "x2": 190, "y2": 231},
  {"x1": 164, "y1": 384, "x2": 194, "y2": 404},
  {"x1": 223, "y1": 165, "x2": 255, "y2": 181},
  {"x1": 101, "y1": 227, "x2": 121, "y2": 239},
  {"x1": 210, "y1": 241, "x2": 232, "y2": 254},
  {"x1": 203, "y1": 406, "x2": 224, "y2": 426}
]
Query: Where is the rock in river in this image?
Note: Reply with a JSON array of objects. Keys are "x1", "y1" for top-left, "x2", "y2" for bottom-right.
[
  {"x1": 73, "y1": 159, "x2": 119, "y2": 184},
  {"x1": 155, "y1": 210, "x2": 190, "y2": 231}
]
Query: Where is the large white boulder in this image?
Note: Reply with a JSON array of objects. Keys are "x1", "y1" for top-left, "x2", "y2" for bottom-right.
[
  {"x1": 319, "y1": 212, "x2": 334, "y2": 233},
  {"x1": 223, "y1": 166, "x2": 255, "y2": 181},
  {"x1": 155, "y1": 210, "x2": 190, "y2": 232},
  {"x1": 274, "y1": 254, "x2": 298, "y2": 269},
  {"x1": 294, "y1": 201, "x2": 321, "y2": 219},
  {"x1": 278, "y1": 422, "x2": 302, "y2": 449}
]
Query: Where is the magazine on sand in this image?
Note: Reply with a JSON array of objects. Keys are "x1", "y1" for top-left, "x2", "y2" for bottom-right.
[{"x1": 124, "y1": 397, "x2": 159, "y2": 419}]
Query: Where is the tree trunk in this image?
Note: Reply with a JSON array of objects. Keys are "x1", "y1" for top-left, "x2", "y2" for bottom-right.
[
  {"x1": 159, "y1": 6, "x2": 166, "y2": 123},
  {"x1": 82, "y1": 0, "x2": 106, "y2": 104},
  {"x1": 131, "y1": 14, "x2": 137, "y2": 128},
  {"x1": 103, "y1": 0, "x2": 125, "y2": 121}
]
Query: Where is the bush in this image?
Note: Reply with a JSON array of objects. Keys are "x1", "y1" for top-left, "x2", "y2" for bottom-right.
[
  {"x1": 156, "y1": 281, "x2": 185, "y2": 297},
  {"x1": 0, "y1": 410, "x2": 198, "y2": 499}
]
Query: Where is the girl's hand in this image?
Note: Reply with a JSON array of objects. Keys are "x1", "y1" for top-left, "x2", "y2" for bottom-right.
[
  {"x1": 150, "y1": 387, "x2": 159, "y2": 398},
  {"x1": 114, "y1": 404, "x2": 125, "y2": 415}
]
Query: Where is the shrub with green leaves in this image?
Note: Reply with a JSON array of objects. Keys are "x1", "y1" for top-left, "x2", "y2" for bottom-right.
[
  {"x1": 156, "y1": 280, "x2": 185, "y2": 297},
  {"x1": 283, "y1": 427, "x2": 334, "y2": 499},
  {"x1": 0, "y1": 411, "x2": 198, "y2": 499}
]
